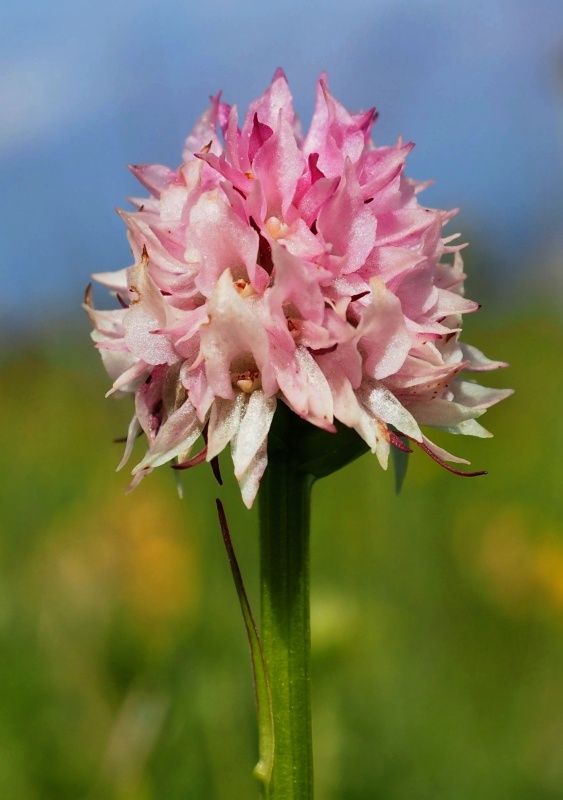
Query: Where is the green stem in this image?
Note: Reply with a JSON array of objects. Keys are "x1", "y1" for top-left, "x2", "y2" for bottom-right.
[{"x1": 258, "y1": 409, "x2": 314, "y2": 800}]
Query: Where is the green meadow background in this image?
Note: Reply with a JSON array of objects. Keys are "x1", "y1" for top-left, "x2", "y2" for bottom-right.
[{"x1": 1, "y1": 288, "x2": 562, "y2": 799}]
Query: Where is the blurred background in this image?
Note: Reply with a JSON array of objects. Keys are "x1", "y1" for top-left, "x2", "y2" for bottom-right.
[{"x1": 1, "y1": 0, "x2": 563, "y2": 797}]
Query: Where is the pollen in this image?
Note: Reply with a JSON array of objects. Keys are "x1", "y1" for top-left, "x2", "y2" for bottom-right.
[
  {"x1": 233, "y1": 369, "x2": 262, "y2": 393},
  {"x1": 287, "y1": 318, "x2": 301, "y2": 340},
  {"x1": 234, "y1": 278, "x2": 256, "y2": 298},
  {"x1": 265, "y1": 216, "x2": 289, "y2": 240}
]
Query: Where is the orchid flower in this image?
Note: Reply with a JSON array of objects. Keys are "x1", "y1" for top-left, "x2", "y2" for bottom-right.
[{"x1": 86, "y1": 70, "x2": 511, "y2": 508}]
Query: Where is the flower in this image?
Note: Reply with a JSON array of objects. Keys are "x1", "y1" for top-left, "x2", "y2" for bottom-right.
[{"x1": 85, "y1": 69, "x2": 512, "y2": 507}]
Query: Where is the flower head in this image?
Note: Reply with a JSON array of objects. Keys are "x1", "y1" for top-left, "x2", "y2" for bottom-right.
[{"x1": 86, "y1": 69, "x2": 512, "y2": 507}]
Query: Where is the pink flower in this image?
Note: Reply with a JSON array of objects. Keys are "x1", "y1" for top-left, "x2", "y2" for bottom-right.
[{"x1": 86, "y1": 69, "x2": 512, "y2": 507}]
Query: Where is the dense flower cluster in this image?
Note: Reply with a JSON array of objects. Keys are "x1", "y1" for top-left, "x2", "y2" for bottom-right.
[{"x1": 86, "y1": 70, "x2": 511, "y2": 506}]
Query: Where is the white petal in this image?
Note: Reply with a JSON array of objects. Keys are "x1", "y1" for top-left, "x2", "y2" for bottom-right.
[
  {"x1": 93, "y1": 338, "x2": 138, "y2": 385},
  {"x1": 199, "y1": 270, "x2": 270, "y2": 398},
  {"x1": 293, "y1": 347, "x2": 334, "y2": 428},
  {"x1": 359, "y1": 379, "x2": 422, "y2": 441},
  {"x1": 124, "y1": 253, "x2": 179, "y2": 366},
  {"x1": 238, "y1": 439, "x2": 269, "y2": 509},
  {"x1": 323, "y1": 366, "x2": 389, "y2": 466},
  {"x1": 116, "y1": 414, "x2": 142, "y2": 471},
  {"x1": 86, "y1": 306, "x2": 127, "y2": 336},
  {"x1": 459, "y1": 343, "x2": 508, "y2": 371},
  {"x1": 452, "y1": 380, "x2": 514, "y2": 409},
  {"x1": 421, "y1": 434, "x2": 470, "y2": 464},
  {"x1": 207, "y1": 394, "x2": 246, "y2": 461},
  {"x1": 105, "y1": 359, "x2": 148, "y2": 397},
  {"x1": 91, "y1": 268, "x2": 129, "y2": 292},
  {"x1": 374, "y1": 430, "x2": 390, "y2": 470},
  {"x1": 348, "y1": 402, "x2": 390, "y2": 468},
  {"x1": 328, "y1": 370, "x2": 362, "y2": 428},
  {"x1": 407, "y1": 399, "x2": 486, "y2": 427},
  {"x1": 126, "y1": 466, "x2": 153, "y2": 492},
  {"x1": 435, "y1": 419, "x2": 493, "y2": 438},
  {"x1": 133, "y1": 398, "x2": 202, "y2": 472},
  {"x1": 232, "y1": 391, "x2": 277, "y2": 479}
]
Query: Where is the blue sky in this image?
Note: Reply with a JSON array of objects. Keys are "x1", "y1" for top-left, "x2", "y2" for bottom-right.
[{"x1": 1, "y1": 0, "x2": 562, "y2": 329}]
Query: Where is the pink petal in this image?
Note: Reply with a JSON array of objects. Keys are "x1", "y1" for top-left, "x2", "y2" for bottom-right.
[
  {"x1": 297, "y1": 174, "x2": 340, "y2": 228},
  {"x1": 304, "y1": 75, "x2": 376, "y2": 178},
  {"x1": 251, "y1": 109, "x2": 306, "y2": 218},
  {"x1": 268, "y1": 241, "x2": 325, "y2": 326},
  {"x1": 316, "y1": 158, "x2": 376, "y2": 276},
  {"x1": 357, "y1": 278, "x2": 411, "y2": 380},
  {"x1": 186, "y1": 190, "x2": 261, "y2": 296},
  {"x1": 129, "y1": 164, "x2": 182, "y2": 198},
  {"x1": 181, "y1": 360, "x2": 215, "y2": 422},
  {"x1": 240, "y1": 68, "x2": 294, "y2": 156},
  {"x1": 183, "y1": 93, "x2": 223, "y2": 159},
  {"x1": 198, "y1": 270, "x2": 271, "y2": 399},
  {"x1": 274, "y1": 346, "x2": 334, "y2": 430},
  {"x1": 123, "y1": 252, "x2": 179, "y2": 366},
  {"x1": 375, "y1": 208, "x2": 437, "y2": 247},
  {"x1": 360, "y1": 142, "x2": 414, "y2": 200}
]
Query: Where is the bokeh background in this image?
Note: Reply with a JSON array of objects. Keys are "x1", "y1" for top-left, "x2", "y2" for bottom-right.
[{"x1": 1, "y1": 1, "x2": 563, "y2": 798}]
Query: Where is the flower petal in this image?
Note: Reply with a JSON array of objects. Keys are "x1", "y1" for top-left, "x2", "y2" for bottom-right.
[
  {"x1": 124, "y1": 251, "x2": 179, "y2": 366},
  {"x1": 132, "y1": 397, "x2": 202, "y2": 473},
  {"x1": 358, "y1": 379, "x2": 422, "y2": 441},
  {"x1": 231, "y1": 391, "x2": 277, "y2": 478},
  {"x1": 238, "y1": 439, "x2": 269, "y2": 509},
  {"x1": 207, "y1": 393, "x2": 247, "y2": 461},
  {"x1": 357, "y1": 277, "x2": 411, "y2": 379}
]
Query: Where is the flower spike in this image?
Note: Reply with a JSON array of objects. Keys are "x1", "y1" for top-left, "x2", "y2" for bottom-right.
[{"x1": 87, "y1": 70, "x2": 512, "y2": 504}]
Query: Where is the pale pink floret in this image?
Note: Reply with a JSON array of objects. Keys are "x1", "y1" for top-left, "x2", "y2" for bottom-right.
[{"x1": 86, "y1": 70, "x2": 511, "y2": 507}]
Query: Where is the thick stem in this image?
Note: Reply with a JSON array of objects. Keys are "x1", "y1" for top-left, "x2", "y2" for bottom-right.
[{"x1": 258, "y1": 415, "x2": 314, "y2": 800}]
